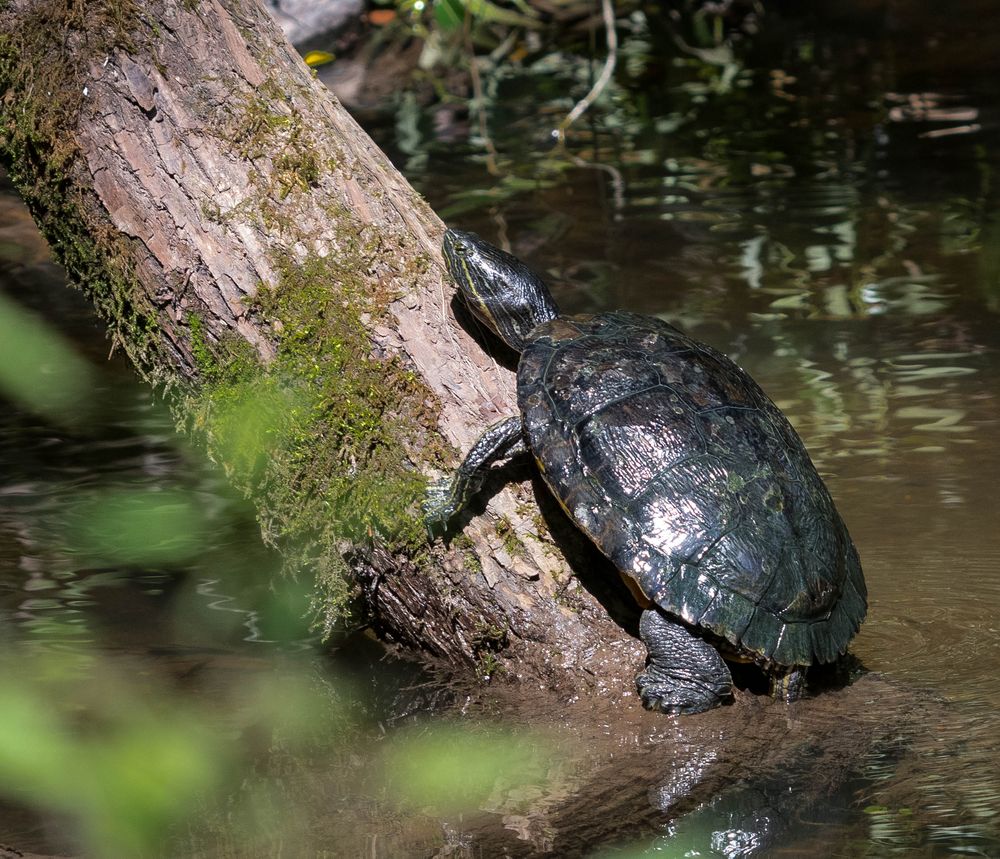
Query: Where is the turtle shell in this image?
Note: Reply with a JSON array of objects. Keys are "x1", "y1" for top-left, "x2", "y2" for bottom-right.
[{"x1": 518, "y1": 312, "x2": 866, "y2": 668}]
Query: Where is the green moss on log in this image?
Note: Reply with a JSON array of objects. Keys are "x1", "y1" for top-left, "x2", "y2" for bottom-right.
[
  {"x1": 0, "y1": 0, "x2": 170, "y2": 379},
  {"x1": 183, "y1": 247, "x2": 441, "y2": 623}
]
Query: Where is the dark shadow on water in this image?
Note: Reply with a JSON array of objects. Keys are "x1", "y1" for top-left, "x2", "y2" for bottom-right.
[{"x1": 326, "y1": 629, "x2": 458, "y2": 725}]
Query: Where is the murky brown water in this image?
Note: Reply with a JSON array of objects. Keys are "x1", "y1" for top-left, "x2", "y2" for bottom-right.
[{"x1": 3, "y1": 1, "x2": 1000, "y2": 856}]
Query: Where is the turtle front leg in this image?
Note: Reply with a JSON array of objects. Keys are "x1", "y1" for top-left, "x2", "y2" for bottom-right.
[
  {"x1": 424, "y1": 416, "x2": 526, "y2": 535},
  {"x1": 636, "y1": 609, "x2": 733, "y2": 714}
]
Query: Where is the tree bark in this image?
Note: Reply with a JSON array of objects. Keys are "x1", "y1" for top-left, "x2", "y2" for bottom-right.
[{"x1": 0, "y1": 0, "x2": 642, "y2": 698}]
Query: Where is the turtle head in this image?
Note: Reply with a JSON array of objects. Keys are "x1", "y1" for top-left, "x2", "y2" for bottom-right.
[{"x1": 443, "y1": 229, "x2": 559, "y2": 353}]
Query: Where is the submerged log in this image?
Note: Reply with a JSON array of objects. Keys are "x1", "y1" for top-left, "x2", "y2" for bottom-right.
[{"x1": 0, "y1": 0, "x2": 641, "y2": 696}]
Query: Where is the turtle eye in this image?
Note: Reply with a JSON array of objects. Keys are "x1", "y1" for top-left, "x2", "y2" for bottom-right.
[{"x1": 454, "y1": 241, "x2": 467, "y2": 255}]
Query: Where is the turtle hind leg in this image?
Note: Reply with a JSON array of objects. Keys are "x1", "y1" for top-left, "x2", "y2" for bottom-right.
[
  {"x1": 770, "y1": 666, "x2": 806, "y2": 702},
  {"x1": 636, "y1": 609, "x2": 733, "y2": 715}
]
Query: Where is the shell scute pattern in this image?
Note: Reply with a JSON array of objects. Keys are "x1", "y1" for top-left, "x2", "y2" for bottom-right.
[
  {"x1": 518, "y1": 312, "x2": 866, "y2": 667},
  {"x1": 576, "y1": 392, "x2": 710, "y2": 501}
]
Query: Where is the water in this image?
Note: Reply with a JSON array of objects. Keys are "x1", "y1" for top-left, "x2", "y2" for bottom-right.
[
  {"x1": 388, "y1": 1, "x2": 1000, "y2": 853},
  {"x1": 3, "y1": 0, "x2": 1000, "y2": 855}
]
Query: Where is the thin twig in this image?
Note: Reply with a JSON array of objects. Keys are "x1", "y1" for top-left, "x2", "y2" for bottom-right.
[
  {"x1": 465, "y1": 11, "x2": 500, "y2": 176},
  {"x1": 556, "y1": 0, "x2": 618, "y2": 139},
  {"x1": 569, "y1": 153, "x2": 626, "y2": 217}
]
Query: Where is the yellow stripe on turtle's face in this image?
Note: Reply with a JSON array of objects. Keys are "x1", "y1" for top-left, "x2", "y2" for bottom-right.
[{"x1": 456, "y1": 253, "x2": 501, "y2": 333}]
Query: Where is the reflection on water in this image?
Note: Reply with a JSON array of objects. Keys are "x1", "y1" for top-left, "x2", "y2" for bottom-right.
[{"x1": 4, "y1": 0, "x2": 1000, "y2": 854}]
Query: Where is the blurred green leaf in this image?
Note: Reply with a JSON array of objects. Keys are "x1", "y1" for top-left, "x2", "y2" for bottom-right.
[
  {"x1": 434, "y1": 0, "x2": 464, "y2": 31},
  {"x1": 0, "y1": 291, "x2": 95, "y2": 424},
  {"x1": 80, "y1": 718, "x2": 223, "y2": 855},
  {"x1": 0, "y1": 650, "x2": 227, "y2": 857},
  {"x1": 204, "y1": 375, "x2": 314, "y2": 482}
]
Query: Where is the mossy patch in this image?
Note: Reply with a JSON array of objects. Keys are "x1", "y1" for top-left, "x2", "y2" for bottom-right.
[
  {"x1": 0, "y1": 0, "x2": 169, "y2": 380},
  {"x1": 225, "y1": 77, "x2": 335, "y2": 201},
  {"x1": 495, "y1": 515, "x2": 527, "y2": 561},
  {"x1": 0, "y1": 0, "x2": 139, "y2": 172},
  {"x1": 471, "y1": 620, "x2": 509, "y2": 681},
  {"x1": 183, "y1": 247, "x2": 442, "y2": 625}
]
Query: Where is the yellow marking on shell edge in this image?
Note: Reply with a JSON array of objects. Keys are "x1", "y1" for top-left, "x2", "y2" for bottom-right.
[{"x1": 619, "y1": 570, "x2": 653, "y2": 609}]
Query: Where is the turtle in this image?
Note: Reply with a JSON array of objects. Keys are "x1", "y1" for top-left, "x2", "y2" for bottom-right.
[{"x1": 424, "y1": 229, "x2": 867, "y2": 714}]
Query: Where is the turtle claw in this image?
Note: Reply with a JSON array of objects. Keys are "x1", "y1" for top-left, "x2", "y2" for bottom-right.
[
  {"x1": 636, "y1": 671, "x2": 725, "y2": 715},
  {"x1": 636, "y1": 609, "x2": 733, "y2": 714},
  {"x1": 422, "y1": 477, "x2": 459, "y2": 538}
]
